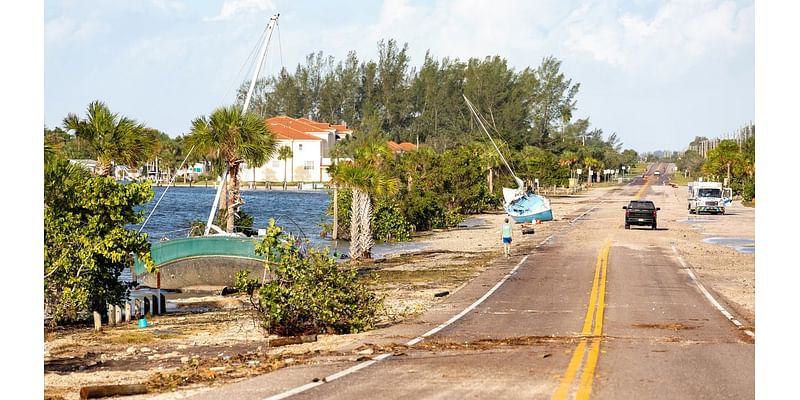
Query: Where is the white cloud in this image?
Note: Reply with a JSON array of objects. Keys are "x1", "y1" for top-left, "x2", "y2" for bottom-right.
[
  {"x1": 205, "y1": 0, "x2": 275, "y2": 21},
  {"x1": 344, "y1": 0, "x2": 565, "y2": 67},
  {"x1": 150, "y1": 0, "x2": 187, "y2": 12},
  {"x1": 45, "y1": 15, "x2": 102, "y2": 44},
  {"x1": 559, "y1": 0, "x2": 753, "y2": 77}
]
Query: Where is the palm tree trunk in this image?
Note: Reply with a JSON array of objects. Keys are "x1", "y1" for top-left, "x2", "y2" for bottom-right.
[
  {"x1": 349, "y1": 189, "x2": 374, "y2": 260},
  {"x1": 227, "y1": 163, "x2": 240, "y2": 233},
  {"x1": 332, "y1": 185, "x2": 338, "y2": 240},
  {"x1": 359, "y1": 191, "x2": 374, "y2": 259},
  {"x1": 726, "y1": 162, "x2": 731, "y2": 184},
  {"x1": 349, "y1": 189, "x2": 362, "y2": 259},
  {"x1": 95, "y1": 158, "x2": 111, "y2": 177},
  {"x1": 487, "y1": 167, "x2": 494, "y2": 193}
]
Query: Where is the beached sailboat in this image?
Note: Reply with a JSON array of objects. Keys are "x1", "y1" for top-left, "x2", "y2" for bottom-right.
[
  {"x1": 463, "y1": 95, "x2": 554, "y2": 223},
  {"x1": 132, "y1": 14, "x2": 282, "y2": 289}
]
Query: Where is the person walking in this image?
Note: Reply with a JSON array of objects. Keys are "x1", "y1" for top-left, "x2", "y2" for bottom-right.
[{"x1": 501, "y1": 218, "x2": 513, "y2": 257}]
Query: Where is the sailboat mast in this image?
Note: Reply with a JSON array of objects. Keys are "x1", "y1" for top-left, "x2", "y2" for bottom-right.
[
  {"x1": 463, "y1": 95, "x2": 523, "y2": 188},
  {"x1": 204, "y1": 13, "x2": 279, "y2": 236},
  {"x1": 242, "y1": 13, "x2": 279, "y2": 113}
]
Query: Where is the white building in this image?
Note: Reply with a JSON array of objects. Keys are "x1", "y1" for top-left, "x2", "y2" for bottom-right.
[{"x1": 240, "y1": 116, "x2": 352, "y2": 183}]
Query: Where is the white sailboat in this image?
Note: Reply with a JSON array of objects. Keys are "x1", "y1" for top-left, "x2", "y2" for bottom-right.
[{"x1": 463, "y1": 95, "x2": 553, "y2": 223}]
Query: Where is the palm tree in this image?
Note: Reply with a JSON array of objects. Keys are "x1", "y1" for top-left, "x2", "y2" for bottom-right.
[
  {"x1": 186, "y1": 105, "x2": 277, "y2": 233},
  {"x1": 583, "y1": 156, "x2": 601, "y2": 186},
  {"x1": 330, "y1": 140, "x2": 398, "y2": 260},
  {"x1": 63, "y1": 100, "x2": 157, "y2": 177},
  {"x1": 277, "y1": 145, "x2": 293, "y2": 185},
  {"x1": 559, "y1": 150, "x2": 578, "y2": 180}
]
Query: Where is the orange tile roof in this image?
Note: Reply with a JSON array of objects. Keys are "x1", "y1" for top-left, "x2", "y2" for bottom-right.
[
  {"x1": 267, "y1": 116, "x2": 325, "y2": 134},
  {"x1": 266, "y1": 122, "x2": 321, "y2": 141},
  {"x1": 399, "y1": 142, "x2": 417, "y2": 151},
  {"x1": 332, "y1": 124, "x2": 352, "y2": 132},
  {"x1": 265, "y1": 116, "x2": 353, "y2": 138},
  {"x1": 387, "y1": 141, "x2": 416, "y2": 152}
]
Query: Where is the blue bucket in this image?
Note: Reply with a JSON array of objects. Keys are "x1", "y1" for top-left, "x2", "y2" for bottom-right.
[{"x1": 138, "y1": 318, "x2": 148, "y2": 328}]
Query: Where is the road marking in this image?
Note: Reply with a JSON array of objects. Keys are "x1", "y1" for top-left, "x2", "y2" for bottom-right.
[
  {"x1": 671, "y1": 246, "x2": 754, "y2": 338},
  {"x1": 576, "y1": 245, "x2": 609, "y2": 399},
  {"x1": 552, "y1": 241, "x2": 611, "y2": 400},
  {"x1": 264, "y1": 236, "x2": 553, "y2": 400},
  {"x1": 634, "y1": 177, "x2": 653, "y2": 199}
]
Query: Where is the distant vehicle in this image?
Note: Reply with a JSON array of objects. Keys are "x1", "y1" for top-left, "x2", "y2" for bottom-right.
[
  {"x1": 623, "y1": 200, "x2": 659, "y2": 230},
  {"x1": 688, "y1": 181, "x2": 732, "y2": 214},
  {"x1": 654, "y1": 171, "x2": 661, "y2": 176}
]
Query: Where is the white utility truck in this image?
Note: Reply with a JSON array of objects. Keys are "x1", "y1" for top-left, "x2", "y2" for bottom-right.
[{"x1": 688, "y1": 181, "x2": 733, "y2": 214}]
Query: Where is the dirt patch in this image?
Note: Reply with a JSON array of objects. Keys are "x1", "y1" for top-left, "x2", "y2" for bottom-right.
[{"x1": 631, "y1": 323, "x2": 695, "y2": 331}]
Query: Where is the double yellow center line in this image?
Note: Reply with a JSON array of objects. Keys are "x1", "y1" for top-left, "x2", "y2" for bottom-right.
[
  {"x1": 634, "y1": 177, "x2": 653, "y2": 199},
  {"x1": 552, "y1": 240, "x2": 611, "y2": 400}
]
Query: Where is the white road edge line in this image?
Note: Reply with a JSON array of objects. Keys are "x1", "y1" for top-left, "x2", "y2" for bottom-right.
[
  {"x1": 571, "y1": 200, "x2": 605, "y2": 224},
  {"x1": 263, "y1": 235, "x2": 554, "y2": 400},
  {"x1": 671, "y1": 245, "x2": 754, "y2": 338}
]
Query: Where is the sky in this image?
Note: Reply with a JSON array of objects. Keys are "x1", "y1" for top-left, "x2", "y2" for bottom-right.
[{"x1": 43, "y1": 0, "x2": 754, "y2": 154}]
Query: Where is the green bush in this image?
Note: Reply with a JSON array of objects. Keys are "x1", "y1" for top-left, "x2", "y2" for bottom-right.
[
  {"x1": 44, "y1": 158, "x2": 154, "y2": 325},
  {"x1": 371, "y1": 201, "x2": 412, "y2": 242},
  {"x1": 402, "y1": 190, "x2": 445, "y2": 231},
  {"x1": 236, "y1": 219, "x2": 381, "y2": 336},
  {"x1": 733, "y1": 176, "x2": 755, "y2": 202}
]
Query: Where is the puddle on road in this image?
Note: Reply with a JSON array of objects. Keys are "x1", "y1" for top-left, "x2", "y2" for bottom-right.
[
  {"x1": 677, "y1": 218, "x2": 714, "y2": 224},
  {"x1": 703, "y1": 237, "x2": 755, "y2": 254}
]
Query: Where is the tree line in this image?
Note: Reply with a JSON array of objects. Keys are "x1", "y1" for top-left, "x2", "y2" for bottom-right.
[
  {"x1": 44, "y1": 40, "x2": 643, "y2": 325},
  {"x1": 674, "y1": 125, "x2": 755, "y2": 201}
]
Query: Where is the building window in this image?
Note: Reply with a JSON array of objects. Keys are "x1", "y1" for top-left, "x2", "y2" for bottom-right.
[{"x1": 304, "y1": 161, "x2": 314, "y2": 170}]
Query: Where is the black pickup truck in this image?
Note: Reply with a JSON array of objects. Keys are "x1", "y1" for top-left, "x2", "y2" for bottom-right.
[{"x1": 623, "y1": 200, "x2": 660, "y2": 230}]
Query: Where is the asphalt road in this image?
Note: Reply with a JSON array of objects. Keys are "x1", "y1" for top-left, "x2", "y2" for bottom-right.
[{"x1": 187, "y1": 169, "x2": 754, "y2": 400}]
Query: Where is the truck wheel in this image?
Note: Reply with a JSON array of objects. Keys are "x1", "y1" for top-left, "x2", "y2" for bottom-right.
[{"x1": 625, "y1": 223, "x2": 630, "y2": 230}]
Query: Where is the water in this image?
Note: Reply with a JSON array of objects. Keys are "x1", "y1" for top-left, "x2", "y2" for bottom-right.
[
  {"x1": 703, "y1": 237, "x2": 755, "y2": 254},
  {"x1": 129, "y1": 185, "x2": 427, "y2": 258},
  {"x1": 132, "y1": 186, "x2": 332, "y2": 246}
]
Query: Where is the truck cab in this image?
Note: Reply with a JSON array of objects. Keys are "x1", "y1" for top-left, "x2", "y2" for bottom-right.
[{"x1": 688, "y1": 182, "x2": 732, "y2": 214}]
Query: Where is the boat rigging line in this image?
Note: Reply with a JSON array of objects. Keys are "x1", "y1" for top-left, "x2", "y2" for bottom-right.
[
  {"x1": 463, "y1": 94, "x2": 524, "y2": 189},
  {"x1": 137, "y1": 145, "x2": 197, "y2": 234}
]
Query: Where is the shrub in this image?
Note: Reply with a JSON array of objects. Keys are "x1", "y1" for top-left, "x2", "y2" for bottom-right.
[
  {"x1": 371, "y1": 201, "x2": 412, "y2": 242},
  {"x1": 44, "y1": 158, "x2": 154, "y2": 325},
  {"x1": 236, "y1": 219, "x2": 381, "y2": 336}
]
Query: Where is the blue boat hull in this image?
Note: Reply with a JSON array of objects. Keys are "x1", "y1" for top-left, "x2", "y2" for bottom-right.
[
  {"x1": 504, "y1": 190, "x2": 554, "y2": 223},
  {"x1": 508, "y1": 208, "x2": 554, "y2": 224}
]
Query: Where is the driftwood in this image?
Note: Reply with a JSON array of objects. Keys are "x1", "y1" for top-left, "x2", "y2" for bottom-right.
[
  {"x1": 79, "y1": 384, "x2": 148, "y2": 399},
  {"x1": 269, "y1": 334, "x2": 318, "y2": 347}
]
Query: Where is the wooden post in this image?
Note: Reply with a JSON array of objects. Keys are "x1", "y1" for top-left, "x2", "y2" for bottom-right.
[
  {"x1": 80, "y1": 384, "x2": 148, "y2": 399},
  {"x1": 107, "y1": 305, "x2": 115, "y2": 326},
  {"x1": 143, "y1": 297, "x2": 150, "y2": 317},
  {"x1": 125, "y1": 302, "x2": 132, "y2": 322},
  {"x1": 114, "y1": 305, "x2": 122, "y2": 324},
  {"x1": 93, "y1": 311, "x2": 102, "y2": 331}
]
